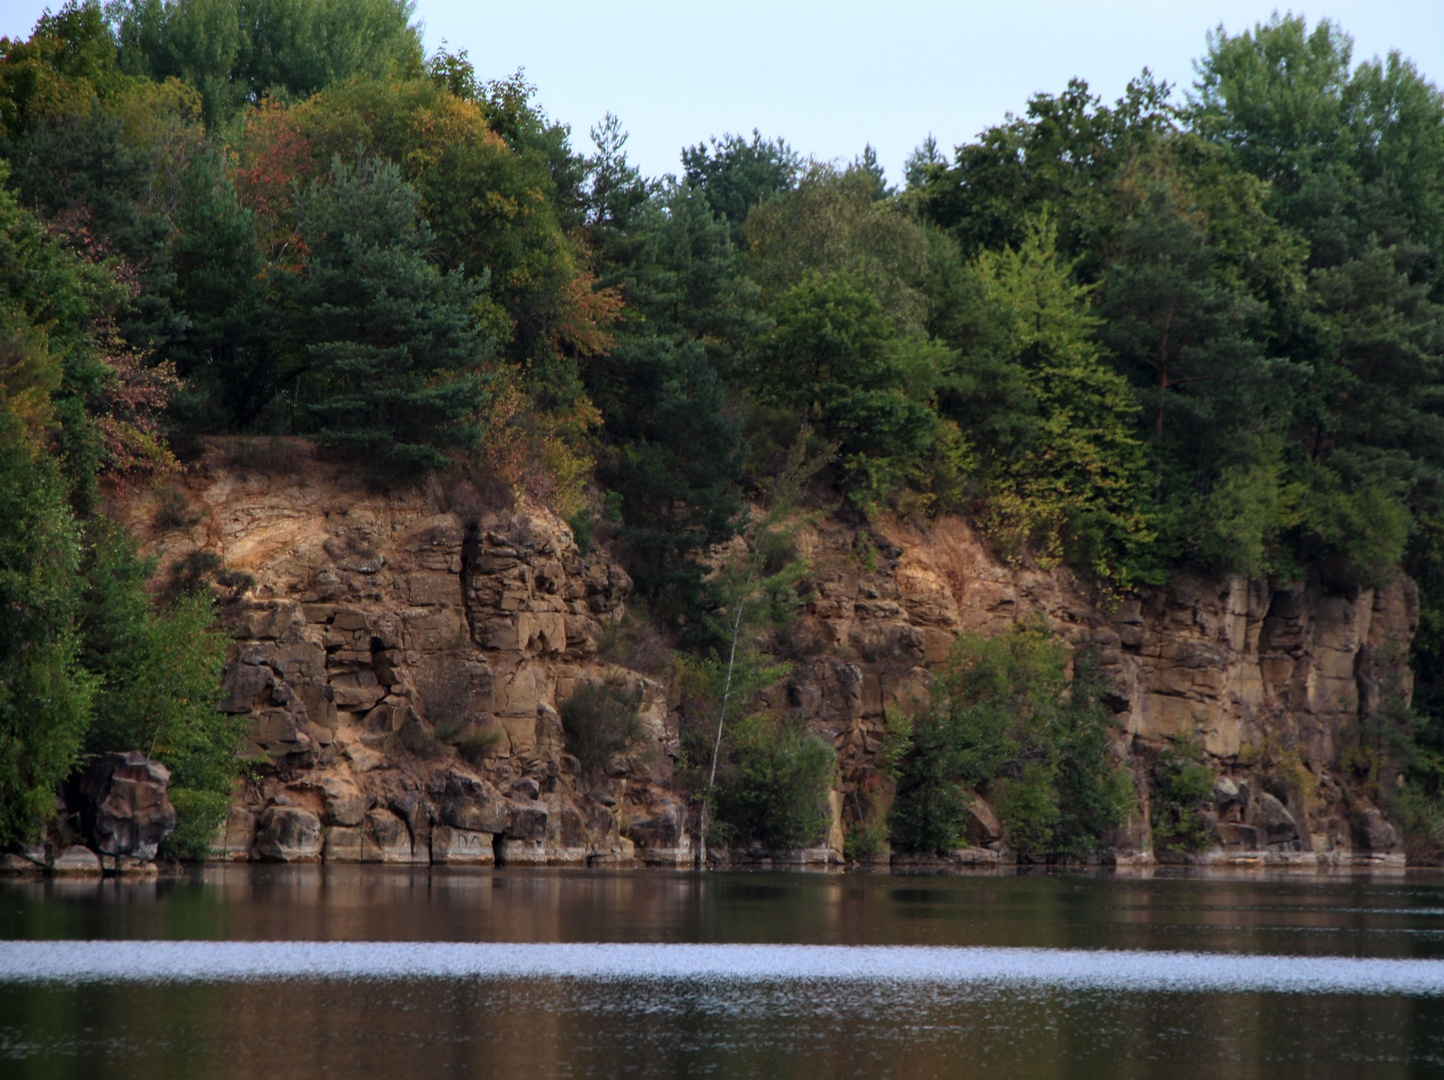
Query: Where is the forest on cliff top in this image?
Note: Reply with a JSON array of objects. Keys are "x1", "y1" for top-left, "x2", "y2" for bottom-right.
[{"x1": 2, "y1": 0, "x2": 1444, "y2": 853}]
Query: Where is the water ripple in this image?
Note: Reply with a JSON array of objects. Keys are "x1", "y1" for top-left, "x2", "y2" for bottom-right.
[{"x1": 2, "y1": 941, "x2": 1443, "y2": 995}]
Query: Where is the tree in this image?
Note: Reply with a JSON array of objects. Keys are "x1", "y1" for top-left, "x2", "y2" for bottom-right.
[
  {"x1": 1097, "y1": 166, "x2": 1272, "y2": 500},
  {"x1": 585, "y1": 177, "x2": 755, "y2": 625},
  {"x1": 909, "y1": 73, "x2": 1177, "y2": 269},
  {"x1": 749, "y1": 272, "x2": 939, "y2": 469},
  {"x1": 77, "y1": 518, "x2": 236, "y2": 857},
  {"x1": 744, "y1": 160, "x2": 931, "y2": 334},
  {"x1": 891, "y1": 623, "x2": 1133, "y2": 858},
  {"x1": 681, "y1": 440, "x2": 832, "y2": 861},
  {"x1": 966, "y1": 215, "x2": 1154, "y2": 588},
  {"x1": 109, "y1": 0, "x2": 424, "y2": 125},
  {"x1": 284, "y1": 153, "x2": 491, "y2": 475},
  {"x1": 242, "y1": 76, "x2": 611, "y2": 411},
  {"x1": 607, "y1": 349, "x2": 746, "y2": 625},
  {"x1": 681, "y1": 129, "x2": 799, "y2": 245},
  {"x1": 429, "y1": 59, "x2": 590, "y2": 231},
  {"x1": 1190, "y1": 14, "x2": 1444, "y2": 586},
  {"x1": 166, "y1": 147, "x2": 272, "y2": 429},
  {"x1": 5, "y1": 101, "x2": 185, "y2": 353},
  {"x1": 1188, "y1": 15, "x2": 1355, "y2": 200},
  {"x1": 0, "y1": 409, "x2": 92, "y2": 844},
  {"x1": 0, "y1": 1, "x2": 130, "y2": 139},
  {"x1": 585, "y1": 112, "x2": 652, "y2": 231}
]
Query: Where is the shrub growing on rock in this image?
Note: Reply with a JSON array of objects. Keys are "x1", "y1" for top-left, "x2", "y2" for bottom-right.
[
  {"x1": 80, "y1": 521, "x2": 240, "y2": 858},
  {"x1": 710, "y1": 713, "x2": 836, "y2": 851},
  {"x1": 1150, "y1": 739, "x2": 1217, "y2": 853},
  {"x1": 891, "y1": 623, "x2": 1135, "y2": 857},
  {"x1": 560, "y1": 681, "x2": 644, "y2": 773}
]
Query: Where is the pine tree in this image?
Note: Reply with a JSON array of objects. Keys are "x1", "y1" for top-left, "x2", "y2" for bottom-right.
[
  {"x1": 286, "y1": 153, "x2": 491, "y2": 476},
  {"x1": 167, "y1": 148, "x2": 271, "y2": 428},
  {"x1": 587, "y1": 178, "x2": 754, "y2": 626},
  {"x1": 681, "y1": 130, "x2": 799, "y2": 245}
]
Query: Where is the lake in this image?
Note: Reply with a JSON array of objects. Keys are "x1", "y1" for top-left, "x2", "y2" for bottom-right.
[{"x1": 2, "y1": 864, "x2": 1443, "y2": 1078}]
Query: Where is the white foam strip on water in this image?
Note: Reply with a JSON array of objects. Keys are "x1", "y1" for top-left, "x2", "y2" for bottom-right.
[{"x1": 2, "y1": 941, "x2": 1444, "y2": 994}]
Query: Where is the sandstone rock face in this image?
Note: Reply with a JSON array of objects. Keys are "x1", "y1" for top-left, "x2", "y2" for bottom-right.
[
  {"x1": 361, "y1": 808, "x2": 414, "y2": 863},
  {"x1": 963, "y1": 794, "x2": 1003, "y2": 847},
  {"x1": 431, "y1": 826, "x2": 495, "y2": 865},
  {"x1": 254, "y1": 806, "x2": 323, "y2": 862},
  {"x1": 77, "y1": 752, "x2": 177, "y2": 860},
  {"x1": 113, "y1": 441, "x2": 664, "y2": 869},
  {"x1": 323, "y1": 826, "x2": 362, "y2": 862},
  {"x1": 51, "y1": 846, "x2": 103, "y2": 875},
  {"x1": 782, "y1": 515, "x2": 1413, "y2": 865},
  {"x1": 107, "y1": 439, "x2": 1419, "y2": 868}
]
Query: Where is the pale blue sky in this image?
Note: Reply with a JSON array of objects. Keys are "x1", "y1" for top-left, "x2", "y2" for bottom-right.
[{"x1": 4, "y1": 1, "x2": 1442, "y2": 183}]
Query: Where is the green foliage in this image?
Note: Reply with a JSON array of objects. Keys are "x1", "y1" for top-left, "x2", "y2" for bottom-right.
[
  {"x1": 559, "y1": 681, "x2": 644, "y2": 774},
  {"x1": 109, "y1": 0, "x2": 424, "y2": 125},
  {"x1": 78, "y1": 519, "x2": 239, "y2": 851},
  {"x1": 843, "y1": 815, "x2": 889, "y2": 861},
  {"x1": 681, "y1": 130, "x2": 799, "y2": 245},
  {"x1": 749, "y1": 272, "x2": 944, "y2": 510},
  {"x1": 710, "y1": 712, "x2": 835, "y2": 850},
  {"x1": 458, "y1": 64, "x2": 590, "y2": 228},
  {"x1": 678, "y1": 443, "x2": 826, "y2": 852},
  {"x1": 285, "y1": 153, "x2": 490, "y2": 476},
  {"x1": 587, "y1": 173, "x2": 753, "y2": 624},
  {"x1": 1188, "y1": 14, "x2": 1444, "y2": 595},
  {"x1": 0, "y1": 2, "x2": 132, "y2": 139},
  {"x1": 744, "y1": 160, "x2": 930, "y2": 332},
  {"x1": 607, "y1": 352, "x2": 746, "y2": 623},
  {"x1": 964, "y1": 215, "x2": 1155, "y2": 588},
  {"x1": 163, "y1": 785, "x2": 227, "y2": 860},
  {"x1": 1192, "y1": 436, "x2": 1300, "y2": 578},
  {"x1": 1389, "y1": 783, "x2": 1444, "y2": 864},
  {"x1": 5, "y1": 99, "x2": 184, "y2": 351},
  {"x1": 0, "y1": 412, "x2": 93, "y2": 844},
  {"x1": 1150, "y1": 740, "x2": 1217, "y2": 853},
  {"x1": 251, "y1": 75, "x2": 598, "y2": 411},
  {"x1": 891, "y1": 624, "x2": 1134, "y2": 857},
  {"x1": 7, "y1": 1, "x2": 1444, "y2": 863},
  {"x1": 993, "y1": 760, "x2": 1061, "y2": 854},
  {"x1": 0, "y1": 152, "x2": 239, "y2": 850},
  {"x1": 909, "y1": 73, "x2": 1176, "y2": 265},
  {"x1": 166, "y1": 147, "x2": 271, "y2": 429},
  {"x1": 1097, "y1": 166, "x2": 1274, "y2": 493}
]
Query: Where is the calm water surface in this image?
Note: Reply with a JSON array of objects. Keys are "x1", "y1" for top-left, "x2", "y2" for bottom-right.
[{"x1": 3, "y1": 864, "x2": 1444, "y2": 1078}]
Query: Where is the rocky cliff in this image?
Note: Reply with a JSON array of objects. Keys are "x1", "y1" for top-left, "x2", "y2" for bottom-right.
[{"x1": 108, "y1": 439, "x2": 1416, "y2": 869}]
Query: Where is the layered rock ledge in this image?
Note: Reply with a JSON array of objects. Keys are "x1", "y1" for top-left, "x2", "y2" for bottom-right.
[{"x1": 95, "y1": 439, "x2": 1416, "y2": 869}]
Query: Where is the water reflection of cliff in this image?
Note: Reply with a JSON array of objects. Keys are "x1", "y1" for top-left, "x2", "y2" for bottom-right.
[{"x1": 5, "y1": 864, "x2": 1444, "y2": 955}]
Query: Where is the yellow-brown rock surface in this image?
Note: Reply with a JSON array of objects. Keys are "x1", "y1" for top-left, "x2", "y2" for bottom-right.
[{"x1": 110, "y1": 439, "x2": 1417, "y2": 868}]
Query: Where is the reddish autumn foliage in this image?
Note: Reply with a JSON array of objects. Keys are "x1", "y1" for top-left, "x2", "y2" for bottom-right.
[
  {"x1": 88, "y1": 316, "x2": 180, "y2": 478},
  {"x1": 234, "y1": 99, "x2": 316, "y2": 267}
]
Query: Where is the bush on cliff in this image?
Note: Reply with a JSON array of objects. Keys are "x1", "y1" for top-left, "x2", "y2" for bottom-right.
[
  {"x1": 1150, "y1": 740, "x2": 1217, "y2": 853},
  {"x1": 710, "y1": 713, "x2": 836, "y2": 850},
  {"x1": 560, "y1": 680, "x2": 644, "y2": 773},
  {"x1": 891, "y1": 624, "x2": 1135, "y2": 857}
]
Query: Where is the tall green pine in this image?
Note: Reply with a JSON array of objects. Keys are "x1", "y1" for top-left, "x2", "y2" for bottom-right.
[{"x1": 287, "y1": 153, "x2": 491, "y2": 476}]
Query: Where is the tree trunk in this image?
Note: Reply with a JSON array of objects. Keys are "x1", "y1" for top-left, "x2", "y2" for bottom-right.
[{"x1": 699, "y1": 569, "x2": 752, "y2": 869}]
